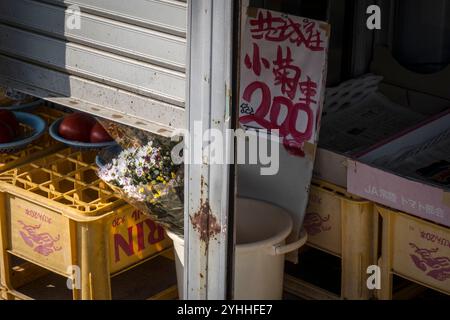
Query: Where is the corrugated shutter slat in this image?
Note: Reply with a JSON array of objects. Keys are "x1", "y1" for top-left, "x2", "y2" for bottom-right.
[{"x1": 0, "y1": 0, "x2": 187, "y2": 134}]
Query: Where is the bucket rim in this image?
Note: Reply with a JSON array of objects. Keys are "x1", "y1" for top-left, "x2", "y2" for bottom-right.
[
  {"x1": 236, "y1": 198, "x2": 293, "y2": 252},
  {"x1": 166, "y1": 197, "x2": 294, "y2": 252}
]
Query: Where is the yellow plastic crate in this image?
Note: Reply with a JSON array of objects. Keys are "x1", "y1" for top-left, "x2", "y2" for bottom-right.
[
  {"x1": 301, "y1": 179, "x2": 376, "y2": 300},
  {"x1": 0, "y1": 148, "x2": 172, "y2": 299},
  {"x1": 0, "y1": 105, "x2": 67, "y2": 295},
  {"x1": 2, "y1": 284, "x2": 178, "y2": 301},
  {"x1": 1, "y1": 254, "x2": 178, "y2": 301},
  {"x1": 0, "y1": 105, "x2": 66, "y2": 173},
  {"x1": 376, "y1": 205, "x2": 450, "y2": 299}
]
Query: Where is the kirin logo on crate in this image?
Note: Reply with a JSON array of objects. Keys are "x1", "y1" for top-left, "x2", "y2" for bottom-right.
[
  {"x1": 17, "y1": 207, "x2": 62, "y2": 257},
  {"x1": 18, "y1": 219, "x2": 62, "y2": 257},
  {"x1": 303, "y1": 212, "x2": 331, "y2": 236},
  {"x1": 110, "y1": 208, "x2": 171, "y2": 274},
  {"x1": 304, "y1": 192, "x2": 331, "y2": 236},
  {"x1": 409, "y1": 230, "x2": 450, "y2": 282},
  {"x1": 9, "y1": 198, "x2": 73, "y2": 274}
]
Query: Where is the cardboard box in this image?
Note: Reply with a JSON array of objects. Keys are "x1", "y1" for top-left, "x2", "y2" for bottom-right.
[
  {"x1": 314, "y1": 76, "x2": 425, "y2": 187},
  {"x1": 315, "y1": 47, "x2": 450, "y2": 187},
  {"x1": 348, "y1": 110, "x2": 450, "y2": 227}
]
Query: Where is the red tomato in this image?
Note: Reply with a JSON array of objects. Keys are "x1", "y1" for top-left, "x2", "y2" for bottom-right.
[
  {"x1": 90, "y1": 122, "x2": 113, "y2": 143},
  {"x1": 0, "y1": 110, "x2": 20, "y2": 136},
  {"x1": 0, "y1": 120, "x2": 14, "y2": 143},
  {"x1": 58, "y1": 113, "x2": 97, "y2": 142}
]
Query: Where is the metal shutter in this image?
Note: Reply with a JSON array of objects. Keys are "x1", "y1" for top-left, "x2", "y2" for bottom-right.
[{"x1": 0, "y1": 0, "x2": 187, "y2": 135}]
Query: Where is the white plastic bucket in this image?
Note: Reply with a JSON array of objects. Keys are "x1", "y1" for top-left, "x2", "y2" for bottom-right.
[{"x1": 167, "y1": 198, "x2": 307, "y2": 300}]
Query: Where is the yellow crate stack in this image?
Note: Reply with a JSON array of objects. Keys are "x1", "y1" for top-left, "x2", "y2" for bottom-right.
[
  {"x1": 0, "y1": 148, "x2": 174, "y2": 300},
  {"x1": 0, "y1": 104, "x2": 67, "y2": 299},
  {"x1": 376, "y1": 205, "x2": 450, "y2": 299},
  {"x1": 285, "y1": 179, "x2": 377, "y2": 300}
]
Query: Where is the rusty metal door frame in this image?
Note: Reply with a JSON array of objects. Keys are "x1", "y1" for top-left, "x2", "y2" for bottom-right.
[{"x1": 184, "y1": 0, "x2": 236, "y2": 300}]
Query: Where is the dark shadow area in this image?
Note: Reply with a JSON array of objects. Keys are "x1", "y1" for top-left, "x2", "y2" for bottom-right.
[
  {"x1": 393, "y1": 0, "x2": 450, "y2": 74},
  {"x1": 9, "y1": 255, "x2": 177, "y2": 300},
  {"x1": 392, "y1": 275, "x2": 450, "y2": 301},
  {"x1": 286, "y1": 246, "x2": 342, "y2": 296}
]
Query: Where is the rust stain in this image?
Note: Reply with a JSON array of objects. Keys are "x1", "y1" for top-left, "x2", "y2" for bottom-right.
[
  {"x1": 190, "y1": 201, "x2": 221, "y2": 242},
  {"x1": 190, "y1": 176, "x2": 221, "y2": 243}
]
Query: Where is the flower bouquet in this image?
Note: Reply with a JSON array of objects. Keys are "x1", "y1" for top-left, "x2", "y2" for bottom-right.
[{"x1": 97, "y1": 120, "x2": 184, "y2": 236}]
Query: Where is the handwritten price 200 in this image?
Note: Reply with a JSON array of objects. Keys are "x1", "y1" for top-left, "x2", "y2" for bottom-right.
[{"x1": 240, "y1": 81, "x2": 314, "y2": 156}]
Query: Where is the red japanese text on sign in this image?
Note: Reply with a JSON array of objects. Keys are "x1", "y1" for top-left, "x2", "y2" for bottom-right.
[
  {"x1": 239, "y1": 9, "x2": 329, "y2": 156},
  {"x1": 249, "y1": 10, "x2": 325, "y2": 51}
]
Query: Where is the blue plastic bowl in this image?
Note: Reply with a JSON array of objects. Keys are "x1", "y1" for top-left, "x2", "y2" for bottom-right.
[
  {"x1": 49, "y1": 117, "x2": 118, "y2": 150},
  {"x1": 95, "y1": 145, "x2": 123, "y2": 169},
  {"x1": 1, "y1": 99, "x2": 43, "y2": 111},
  {"x1": 0, "y1": 112, "x2": 46, "y2": 153}
]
